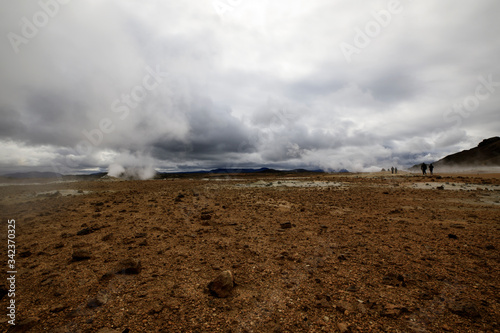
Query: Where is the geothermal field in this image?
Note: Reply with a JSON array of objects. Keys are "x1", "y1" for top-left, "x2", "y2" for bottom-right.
[{"x1": 0, "y1": 171, "x2": 499, "y2": 332}]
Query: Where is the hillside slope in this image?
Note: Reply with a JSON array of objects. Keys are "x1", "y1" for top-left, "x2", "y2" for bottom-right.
[{"x1": 435, "y1": 136, "x2": 500, "y2": 167}]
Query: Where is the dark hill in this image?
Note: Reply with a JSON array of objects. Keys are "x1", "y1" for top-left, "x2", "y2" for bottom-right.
[{"x1": 435, "y1": 136, "x2": 500, "y2": 167}]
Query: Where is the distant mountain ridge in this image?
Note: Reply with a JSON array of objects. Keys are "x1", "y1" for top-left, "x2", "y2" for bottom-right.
[
  {"x1": 2, "y1": 171, "x2": 63, "y2": 179},
  {"x1": 157, "y1": 167, "x2": 326, "y2": 176},
  {"x1": 1, "y1": 168, "x2": 328, "y2": 180}
]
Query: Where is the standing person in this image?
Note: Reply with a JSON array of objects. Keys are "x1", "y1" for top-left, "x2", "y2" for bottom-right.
[
  {"x1": 391, "y1": 166, "x2": 394, "y2": 174},
  {"x1": 395, "y1": 167, "x2": 398, "y2": 174},
  {"x1": 429, "y1": 163, "x2": 434, "y2": 175},
  {"x1": 421, "y1": 163, "x2": 427, "y2": 175}
]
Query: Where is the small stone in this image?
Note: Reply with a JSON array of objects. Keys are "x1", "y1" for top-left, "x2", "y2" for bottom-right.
[
  {"x1": 381, "y1": 304, "x2": 406, "y2": 317},
  {"x1": 280, "y1": 222, "x2": 292, "y2": 229},
  {"x1": 115, "y1": 258, "x2": 141, "y2": 274},
  {"x1": 334, "y1": 301, "x2": 355, "y2": 313},
  {"x1": 102, "y1": 233, "x2": 113, "y2": 241},
  {"x1": 346, "y1": 285, "x2": 358, "y2": 292},
  {"x1": 201, "y1": 214, "x2": 212, "y2": 221},
  {"x1": 442, "y1": 324, "x2": 452, "y2": 331},
  {"x1": 19, "y1": 251, "x2": 32, "y2": 258},
  {"x1": 208, "y1": 270, "x2": 234, "y2": 298},
  {"x1": 337, "y1": 322, "x2": 350, "y2": 333},
  {"x1": 77, "y1": 227, "x2": 93, "y2": 236},
  {"x1": 382, "y1": 273, "x2": 405, "y2": 286},
  {"x1": 96, "y1": 329, "x2": 122, "y2": 333},
  {"x1": 72, "y1": 249, "x2": 91, "y2": 261},
  {"x1": 448, "y1": 300, "x2": 481, "y2": 318},
  {"x1": 448, "y1": 234, "x2": 458, "y2": 239},
  {"x1": 87, "y1": 294, "x2": 108, "y2": 308},
  {"x1": 50, "y1": 304, "x2": 67, "y2": 313}
]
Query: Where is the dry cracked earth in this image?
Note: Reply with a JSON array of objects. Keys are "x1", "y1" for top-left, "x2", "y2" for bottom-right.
[{"x1": 0, "y1": 172, "x2": 499, "y2": 332}]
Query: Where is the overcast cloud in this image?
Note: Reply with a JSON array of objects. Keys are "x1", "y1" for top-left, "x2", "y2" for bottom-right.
[{"x1": 1, "y1": 0, "x2": 499, "y2": 174}]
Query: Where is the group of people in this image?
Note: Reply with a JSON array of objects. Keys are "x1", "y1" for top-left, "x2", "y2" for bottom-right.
[
  {"x1": 390, "y1": 166, "x2": 398, "y2": 174},
  {"x1": 421, "y1": 163, "x2": 434, "y2": 175}
]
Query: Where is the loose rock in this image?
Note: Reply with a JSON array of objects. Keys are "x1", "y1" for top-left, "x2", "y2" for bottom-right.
[
  {"x1": 201, "y1": 214, "x2": 212, "y2": 221},
  {"x1": 208, "y1": 270, "x2": 234, "y2": 298},
  {"x1": 382, "y1": 273, "x2": 405, "y2": 287},
  {"x1": 50, "y1": 304, "x2": 67, "y2": 313},
  {"x1": 72, "y1": 249, "x2": 91, "y2": 261},
  {"x1": 96, "y1": 329, "x2": 122, "y2": 333},
  {"x1": 87, "y1": 294, "x2": 108, "y2": 308},
  {"x1": 337, "y1": 322, "x2": 350, "y2": 333},
  {"x1": 280, "y1": 222, "x2": 292, "y2": 229},
  {"x1": 77, "y1": 227, "x2": 93, "y2": 236},
  {"x1": 19, "y1": 251, "x2": 32, "y2": 258},
  {"x1": 448, "y1": 300, "x2": 481, "y2": 318},
  {"x1": 115, "y1": 258, "x2": 141, "y2": 274}
]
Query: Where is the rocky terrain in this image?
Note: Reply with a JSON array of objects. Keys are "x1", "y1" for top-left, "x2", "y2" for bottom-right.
[{"x1": 0, "y1": 171, "x2": 499, "y2": 332}]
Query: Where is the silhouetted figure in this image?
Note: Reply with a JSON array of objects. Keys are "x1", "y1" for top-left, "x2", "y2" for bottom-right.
[
  {"x1": 391, "y1": 166, "x2": 394, "y2": 174},
  {"x1": 395, "y1": 167, "x2": 398, "y2": 174},
  {"x1": 421, "y1": 163, "x2": 427, "y2": 175},
  {"x1": 429, "y1": 163, "x2": 434, "y2": 175}
]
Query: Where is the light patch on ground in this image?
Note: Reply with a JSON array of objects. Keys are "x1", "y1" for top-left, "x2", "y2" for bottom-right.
[
  {"x1": 407, "y1": 182, "x2": 500, "y2": 192},
  {"x1": 235, "y1": 180, "x2": 344, "y2": 188},
  {"x1": 37, "y1": 190, "x2": 91, "y2": 197}
]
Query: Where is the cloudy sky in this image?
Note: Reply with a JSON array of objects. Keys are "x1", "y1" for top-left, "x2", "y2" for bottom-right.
[{"x1": 1, "y1": 0, "x2": 499, "y2": 174}]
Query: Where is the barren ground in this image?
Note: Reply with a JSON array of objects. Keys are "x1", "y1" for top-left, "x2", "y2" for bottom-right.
[{"x1": 0, "y1": 172, "x2": 499, "y2": 332}]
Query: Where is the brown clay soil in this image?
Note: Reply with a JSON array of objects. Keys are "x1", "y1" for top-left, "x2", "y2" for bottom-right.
[{"x1": 0, "y1": 172, "x2": 499, "y2": 333}]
